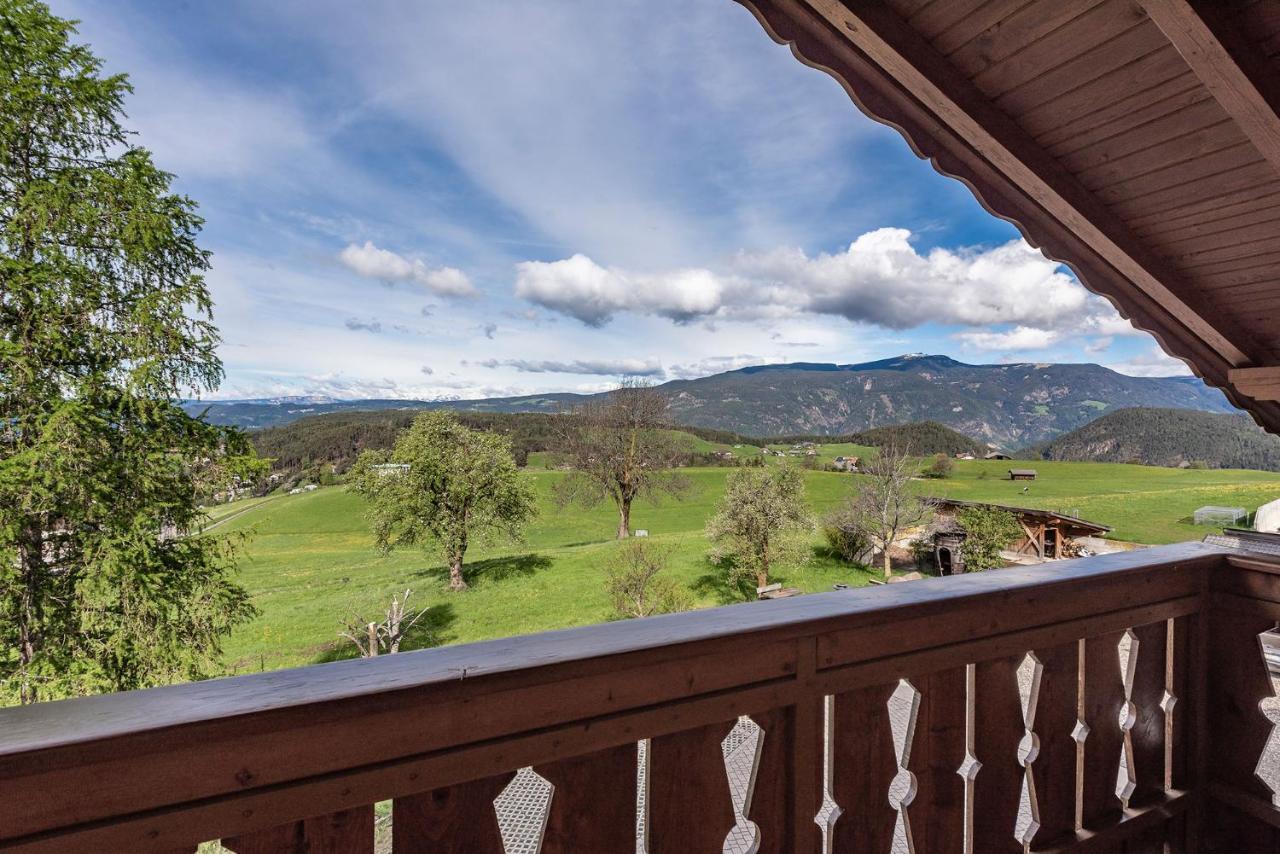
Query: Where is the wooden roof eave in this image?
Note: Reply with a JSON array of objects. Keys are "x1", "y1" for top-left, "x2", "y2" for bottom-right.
[{"x1": 735, "y1": 0, "x2": 1280, "y2": 435}]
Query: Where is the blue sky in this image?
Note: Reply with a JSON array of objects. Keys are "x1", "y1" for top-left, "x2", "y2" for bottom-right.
[{"x1": 59, "y1": 0, "x2": 1188, "y2": 401}]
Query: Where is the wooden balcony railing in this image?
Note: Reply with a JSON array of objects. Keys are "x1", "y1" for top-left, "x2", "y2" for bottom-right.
[{"x1": 1, "y1": 541, "x2": 1279, "y2": 853}]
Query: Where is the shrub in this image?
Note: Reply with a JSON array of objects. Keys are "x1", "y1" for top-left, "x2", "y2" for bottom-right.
[
  {"x1": 922, "y1": 453, "x2": 954, "y2": 479},
  {"x1": 604, "y1": 539, "x2": 690, "y2": 618},
  {"x1": 822, "y1": 509, "x2": 870, "y2": 563}
]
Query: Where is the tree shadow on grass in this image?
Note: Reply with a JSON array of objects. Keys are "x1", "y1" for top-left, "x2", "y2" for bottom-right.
[
  {"x1": 690, "y1": 558, "x2": 755, "y2": 605},
  {"x1": 411, "y1": 552, "x2": 553, "y2": 587},
  {"x1": 312, "y1": 601, "x2": 457, "y2": 664}
]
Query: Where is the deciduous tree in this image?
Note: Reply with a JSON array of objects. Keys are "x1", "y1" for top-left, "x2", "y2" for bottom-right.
[
  {"x1": 839, "y1": 444, "x2": 934, "y2": 578},
  {"x1": 349, "y1": 412, "x2": 536, "y2": 591},
  {"x1": 706, "y1": 466, "x2": 814, "y2": 592},
  {"x1": 555, "y1": 379, "x2": 692, "y2": 539},
  {"x1": 0, "y1": 2, "x2": 258, "y2": 703}
]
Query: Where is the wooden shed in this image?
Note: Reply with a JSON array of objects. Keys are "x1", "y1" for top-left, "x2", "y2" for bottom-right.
[
  {"x1": 1009, "y1": 468, "x2": 1037, "y2": 481},
  {"x1": 934, "y1": 498, "x2": 1112, "y2": 562}
]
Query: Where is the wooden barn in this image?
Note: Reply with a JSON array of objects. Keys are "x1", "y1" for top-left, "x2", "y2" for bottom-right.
[
  {"x1": 1009, "y1": 468, "x2": 1038, "y2": 481},
  {"x1": 932, "y1": 499, "x2": 1112, "y2": 570}
]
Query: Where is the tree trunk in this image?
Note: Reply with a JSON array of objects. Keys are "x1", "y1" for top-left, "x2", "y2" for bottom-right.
[
  {"x1": 17, "y1": 536, "x2": 40, "y2": 705},
  {"x1": 617, "y1": 500, "x2": 631, "y2": 540},
  {"x1": 448, "y1": 551, "x2": 468, "y2": 591},
  {"x1": 882, "y1": 548, "x2": 893, "y2": 578}
]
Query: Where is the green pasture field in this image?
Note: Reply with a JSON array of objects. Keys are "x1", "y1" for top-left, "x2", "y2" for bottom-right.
[{"x1": 211, "y1": 454, "x2": 1280, "y2": 673}]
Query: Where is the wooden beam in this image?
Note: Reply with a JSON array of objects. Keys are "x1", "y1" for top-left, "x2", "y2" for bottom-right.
[
  {"x1": 1139, "y1": 0, "x2": 1280, "y2": 179},
  {"x1": 1228, "y1": 366, "x2": 1280, "y2": 400},
  {"x1": 797, "y1": 0, "x2": 1259, "y2": 368}
]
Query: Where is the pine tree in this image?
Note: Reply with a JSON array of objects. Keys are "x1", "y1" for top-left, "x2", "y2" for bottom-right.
[{"x1": 0, "y1": 1, "x2": 257, "y2": 703}]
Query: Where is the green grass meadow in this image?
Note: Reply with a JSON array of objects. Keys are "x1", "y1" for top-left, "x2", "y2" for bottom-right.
[{"x1": 213, "y1": 454, "x2": 1280, "y2": 674}]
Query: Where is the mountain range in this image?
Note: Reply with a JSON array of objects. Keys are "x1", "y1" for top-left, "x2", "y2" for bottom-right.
[{"x1": 186, "y1": 354, "x2": 1236, "y2": 446}]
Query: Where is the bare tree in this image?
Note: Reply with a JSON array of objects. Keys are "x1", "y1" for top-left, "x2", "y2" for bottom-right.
[
  {"x1": 839, "y1": 443, "x2": 934, "y2": 578},
  {"x1": 555, "y1": 379, "x2": 693, "y2": 539},
  {"x1": 338, "y1": 590, "x2": 429, "y2": 657}
]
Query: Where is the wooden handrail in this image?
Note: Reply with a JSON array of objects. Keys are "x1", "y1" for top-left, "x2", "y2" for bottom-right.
[{"x1": 0, "y1": 540, "x2": 1270, "y2": 853}]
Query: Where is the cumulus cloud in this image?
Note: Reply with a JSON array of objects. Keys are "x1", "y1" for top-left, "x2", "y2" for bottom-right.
[
  {"x1": 514, "y1": 254, "x2": 723, "y2": 327},
  {"x1": 475, "y1": 358, "x2": 665, "y2": 377},
  {"x1": 514, "y1": 229, "x2": 1131, "y2": 340},
  {"x1": 482, "y1": 323, "x2": 498, "y2": 340},
  {"x1": 339, "y1": 241, "x2": 477, "y2": 297}
]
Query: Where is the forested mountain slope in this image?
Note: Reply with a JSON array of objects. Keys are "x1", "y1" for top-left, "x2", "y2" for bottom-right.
[{"x1": 1037, "y1": 407, "x2": 1280, "y2": 471}]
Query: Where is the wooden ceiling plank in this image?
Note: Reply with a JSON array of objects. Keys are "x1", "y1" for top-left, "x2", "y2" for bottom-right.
[
  {"x1": 1178, "y1": 255, "x2": 1280, "y2": 283},
  {"x1": 1228, "y1": 367, "x2": 1280, "y2": 401},
  {"x1": 1135, "y1": 201, "x2": 1280, "y2": 245},
  {"x1": 948, "y1": 0, "x2": 1106, "y2": 74},
  {"x1": 1125, "y1": 181, "x2": 1280, "y2": 231},
  {"x1": 905, "y1": 0, "x2": 992, "y2": 40},
  {"x1": 993, "y1": 22, "x2": 1164, "y2": 114},
  {"x1": 1105, "y1": 158, "x2": 1270, "y2": 218},
  {"x1": 1092, "y1": 140, "x2": 1259, "y2": 199},
  {"x1": 1022, "y1": 46, "x2": 1188, "y2": 140},
  {"x1": 1169, "y1": 235, "x2": 1280, "y2": 268},
  {"x1": 1139, "y1": 0, "x2": 1280, "y2": 178},
  {"x1": 970, "y1": 1, "x2": 1148, "y2": 97},
  {"x1": 930, "y1": 0, "x2": 1033, "y2": 56},
  {"x1": 1052, "y1": 94, "x2": 1224, "y2": 167},
  {"x1": 1073, "y1": 119, "x2": 1244, "y2": 190},
  {"x1": 795, "y1": 0, "x2": 1261, "y2": 363}
]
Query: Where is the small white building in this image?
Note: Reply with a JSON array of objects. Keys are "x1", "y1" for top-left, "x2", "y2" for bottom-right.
[{"x1": 1257, "y1": 498, "x2": 1280, "y2": 533}]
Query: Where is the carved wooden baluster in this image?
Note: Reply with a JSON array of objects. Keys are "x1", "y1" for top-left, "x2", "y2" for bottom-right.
[
  {"x1": 907, "y1": 666, "x2": 967, "y2": 854},
  {"x1": 971, "y1": 656, "x2": 1025, "y2": 854},
  {"x1": 1207, "y1": 612, "x2": 1277, "y2": 801},
  {"x1": 1081, "y1": 631, "x2": 1126, "y2": 831},
  {"x1": 223, "y1": 805, "x2": 374, "y2": 854},
  {"x1": 1128, "y1": 620, "x2": 1168, "y2": 807},
  {"x1": 647, "y1": 720, "x2": 737, "y2": 853},
  {"x1": 1169, "y1": 615, "x2": 1194, "y2": 793},
  {"x1": 1028, "y1": 641, "x2": 1080, "y2": 850},
  {"x1": 392, "y1": 772, "x2": 514, "y2": 853},
  {"x1": 744, "y1": 706, "x2": 796, "y2": 852},
  {"x1": 536, "y1": 743, "x2": 637, "y2": 853},
  {"x1": 830, "y1": 683, "x2": 899, "y2": 852}
]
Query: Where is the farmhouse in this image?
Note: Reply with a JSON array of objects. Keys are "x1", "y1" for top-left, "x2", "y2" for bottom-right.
[
  {"x1": 831, "y1": 455, "x2": 860, "y2": 472},
  {"x1": 931, "y1": 499, "x2": 1112, "y2": 572},
  {"x1": 984, "y1": 451, "x2": 1011, "y2": 460},
  {"x1": 1008, "y1": 468, "x2": 1037, "y2": 481}
]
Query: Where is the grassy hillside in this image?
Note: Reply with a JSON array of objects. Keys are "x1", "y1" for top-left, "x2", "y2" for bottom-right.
[
  {"x1": 216, "y1": 469, "x2": 875, "y2": 673},
  {"x1": 1036, "y1": 407, "x2": 1280, "y2": 471},
  {"x1": 212, "y1": 456, "x2": 1280, "y2": 673}
]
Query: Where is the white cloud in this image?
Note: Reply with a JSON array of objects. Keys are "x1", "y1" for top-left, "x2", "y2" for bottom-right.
[
  {"x1": 514, "y1": 254, "x2": 722, "y2": 326},
  {"x1": 515, "y1": 229, "x2": 1127, "y2": 338},
  {"x1": 953, "y1": 326, "x2": 1062, "y2": 352},
  {"x1": 475, "y1": 357, "x2": 665, "y2": 377},
  {"x1": 339, "y1": 241, "x2": 477, "y2": 297}
]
